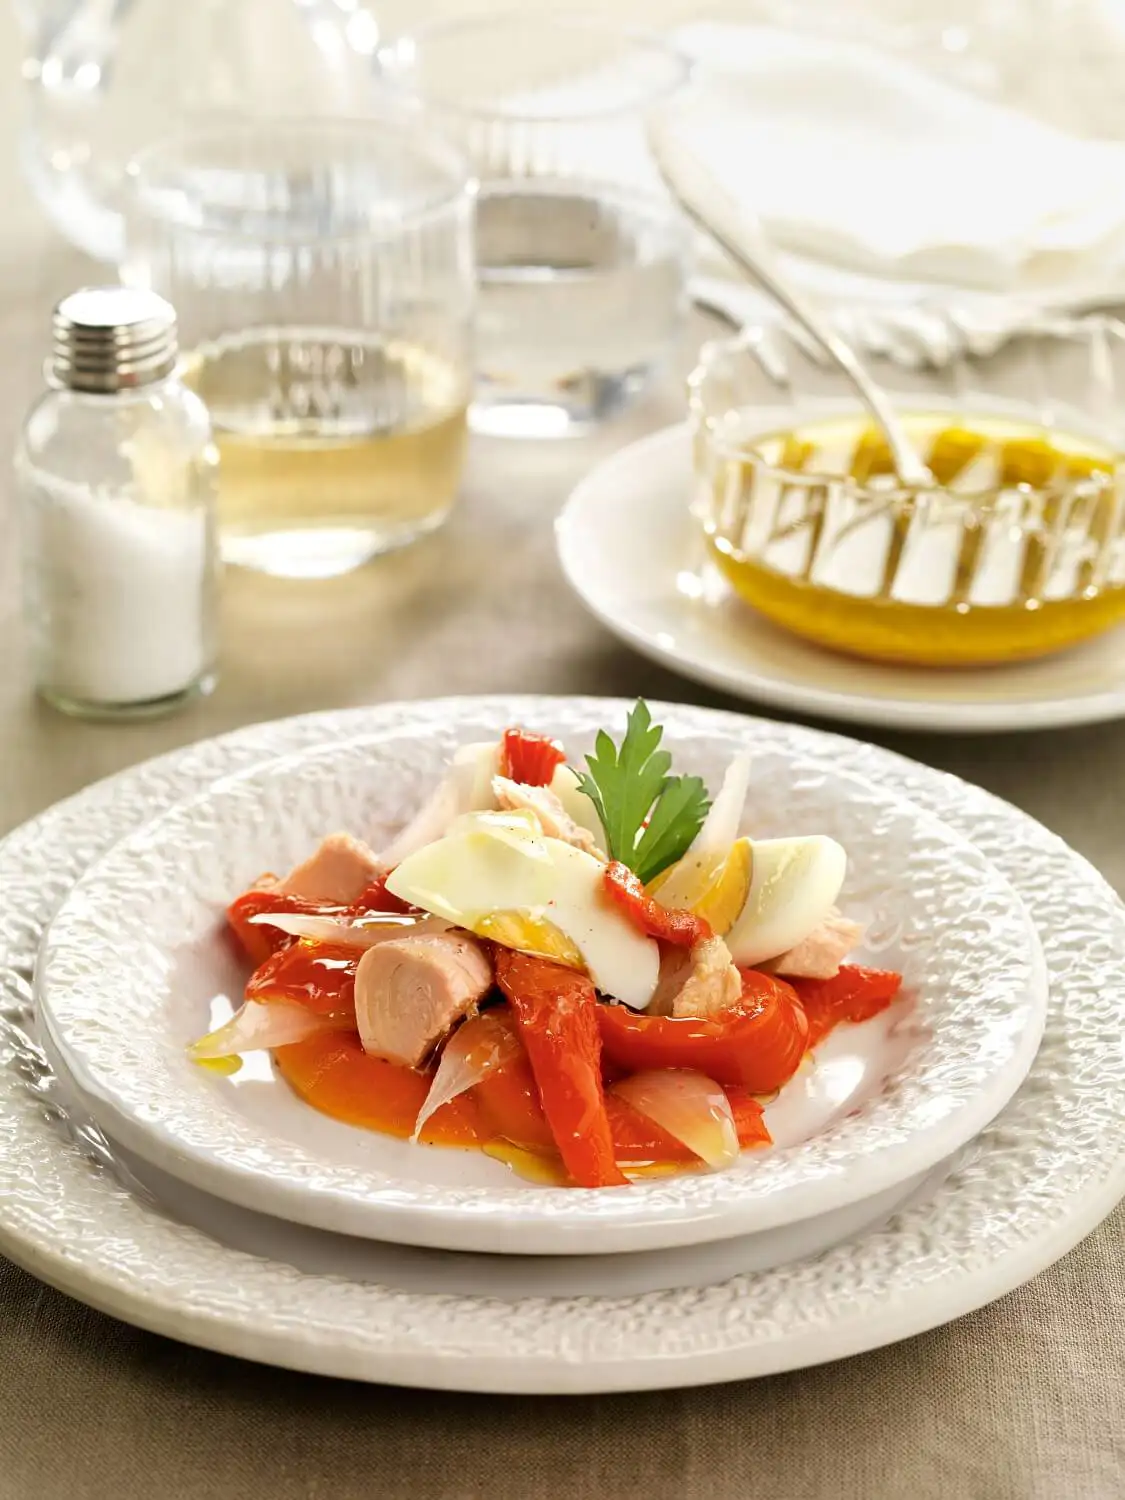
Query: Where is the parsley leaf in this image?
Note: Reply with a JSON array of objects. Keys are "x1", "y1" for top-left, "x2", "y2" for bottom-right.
[
  {"x1": 578, "y1": 700, "x2": 711, "y2": 883},
  {"x1": 632, "y1": 772, "x2": 710, "y2": 884}
]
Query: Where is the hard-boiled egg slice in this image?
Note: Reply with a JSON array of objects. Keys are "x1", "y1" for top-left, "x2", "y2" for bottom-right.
[
  {"x1": 474, "y1": 910, "x2": 585, "y2": 970},
  {"x1": 724, "y1": 835, "x2": 846, "y2": 968},
  {"x1": 386, "y1": 812, "x2": 554, "y2": 921},
  {"x1": 445, "y1": 807, "x2": 543, "y2": 848},
  {"x1": 689, "y1": 837, "x2": 753, "y2": 936},
  {"x1": 535, "y1": 840, "x2": 657, "y2": 1008},
  {"x1": 385, "y1": 813, "x2": 659, "y2": 1009},
  {"x1": 647, "y1": 750, "x2": 752, "y2": 910}
]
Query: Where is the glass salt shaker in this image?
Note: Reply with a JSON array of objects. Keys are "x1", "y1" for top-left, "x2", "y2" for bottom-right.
[{"x1": 15, "y1": 287, "x2": 219, "y2": 719}]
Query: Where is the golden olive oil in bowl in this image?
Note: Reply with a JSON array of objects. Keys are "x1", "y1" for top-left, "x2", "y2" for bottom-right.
[{"x1": 690, "y1": 328, "x2": 1125, "y2": 667}]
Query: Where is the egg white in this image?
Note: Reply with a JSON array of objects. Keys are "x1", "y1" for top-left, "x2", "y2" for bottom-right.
[
  {"x1": 386, "y1": 814, "x2": 658, "y2": 1009},
  {"x1": 725, "y1": 835, "x2": 846, "y2": 968}
]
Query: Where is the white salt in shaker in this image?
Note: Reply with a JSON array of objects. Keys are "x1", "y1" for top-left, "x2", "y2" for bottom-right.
[{"x1": 15, "y1": 286, "x2": 219, "y2": 718}]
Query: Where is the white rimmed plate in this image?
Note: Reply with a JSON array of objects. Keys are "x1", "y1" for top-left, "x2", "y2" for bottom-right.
[
  {"x1": 0, "y1": 698, "x2": 1121, "y2": 1391},
  {"x1": 556, "y1": 425, "x2": 1125, "y2": 734},
  {"x1": 39, "y1": 1028, "x2": 947, "y2": 1301},
  {"x1": 36, "y1": 705, "x2": 1045, "y2": 1253}
]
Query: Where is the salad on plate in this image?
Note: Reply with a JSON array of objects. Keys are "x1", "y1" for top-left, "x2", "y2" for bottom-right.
[{"x1": 190, "y1": 702, "x2": 902, "y2": 1187}]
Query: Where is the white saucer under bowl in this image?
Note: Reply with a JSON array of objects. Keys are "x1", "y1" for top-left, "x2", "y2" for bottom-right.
[
  {"x1": 36, "y1": 703, "x2": 1045, "y2": 1254},
  {"x1": 556, "y1": 423, "x2": 1125, "y2": 734}
]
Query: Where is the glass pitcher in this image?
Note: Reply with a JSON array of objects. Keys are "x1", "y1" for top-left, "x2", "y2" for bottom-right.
[{"x1": 15, "y1": 0, "x2": 388, "y2": 262}]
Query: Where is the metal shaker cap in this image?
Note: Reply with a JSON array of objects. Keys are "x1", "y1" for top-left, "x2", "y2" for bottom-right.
[{"x1": 50, "y1": 286, "x2": 179, "y2": 394}]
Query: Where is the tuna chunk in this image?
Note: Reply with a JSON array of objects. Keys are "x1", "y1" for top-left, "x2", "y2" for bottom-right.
[
  {"x1": 354, "y1": 931, "x2": 493, "y2": 1067},
  {"x1": 276, "y1": 833, "x2": 383, "y2": 906},
  {"x1": 492, "y1": 776, "x2": 604, "y2": 858},
  {"x1": 772, "y1": 908, "x2": 863, "y2": 981},
  {"x1": 649, "y1": 935, "x2": 742, "y2": 1019}
]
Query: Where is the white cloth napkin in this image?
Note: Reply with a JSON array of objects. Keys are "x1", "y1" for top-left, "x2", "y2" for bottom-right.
[{"x1": 671, "y1": 22, "x2": 1125, "y2": 297}]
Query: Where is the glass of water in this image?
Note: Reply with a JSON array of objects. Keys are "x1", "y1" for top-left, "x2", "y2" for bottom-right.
[
  {"x1": 120, "y1": 117, "x2": 474, "y2": 579},
  {"x1": 382, "y1": 15, "x2": 694, "y2": 439}
]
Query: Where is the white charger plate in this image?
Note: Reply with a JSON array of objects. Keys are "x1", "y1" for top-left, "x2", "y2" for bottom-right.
[
  {"x1": 36, "y1": 709, "x2": 1045, "y2": 1253},
  {"x1": 0, "y1": 698, "x2": 1123, "y2": 1392},
  {"x1": 556, "y1": 425, "x2": 1125, "y2": 733}
]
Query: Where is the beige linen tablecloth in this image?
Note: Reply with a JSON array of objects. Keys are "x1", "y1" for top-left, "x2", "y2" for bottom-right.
[{"x1": 1, "y1": 16, "x2": 1124, "y2": 1500}]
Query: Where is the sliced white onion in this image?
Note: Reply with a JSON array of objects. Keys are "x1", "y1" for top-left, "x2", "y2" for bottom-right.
[
  {"x1": 412, "y1": 1011, "x2": 521, "y2": 1142},
  {"x1": 188, "y1": 999, "x2": 352, "y2": 1062},
  {"x1": 651, "y1": 750, "x2": 752, "y2": 908},
  {"x1": 611, "y1": 1069, "x2": 739, "y2": 1170},
  {"x1": 549, "y1": 763, "x2": 607, "y2": 852},
  {"x1": 248, "y1": 912, "x2": 451, "y2": 947},
  {"x1": 698, "y1": 749, "x2": 752, "y2": 851},
  {"x1": 380, "y1": 741, "x2": 500, "y2": 866}
]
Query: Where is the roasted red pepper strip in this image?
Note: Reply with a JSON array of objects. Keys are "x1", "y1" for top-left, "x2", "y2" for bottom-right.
[
  {"x1": 349, "y1": 872, "x2": 419, "y2": 917},
  {"x1": 228, "y1": 868, "x2": 414, "y2": 967},
  {"x1": 597, "y1": 969, "x2": 808, "y2": 1092},
  {"x1": 602, "y1": 861, "x2": 713, "y2": 948},
  {"x1": 274, "y1": 1031, "x2": 484, "y2": 1145},
  {"x1": 499, "y1": 727, "x2": 567, "y2": 787},
  {"x1": 789, "y1": 965, "x2": 902, "y2": 1048},
  {"x1": 470, "y1": 1012, "x2": 558, "y2": 1157},
  {"x1": 494, "y1": 951, "x2": 628, "y2": 1188},
  {"x1": 245, "y1": 941, "x2": 358, "y2": 1016},
  {"x1": 724, "y1": 1086, "x2": 773, "y2": 1149},
  {"x1": 472, "y1": 1008, "x2": 773, "y2": 1166},
  {"x1": 227, "y1": 886, "x2": 348, "y2": 966}
]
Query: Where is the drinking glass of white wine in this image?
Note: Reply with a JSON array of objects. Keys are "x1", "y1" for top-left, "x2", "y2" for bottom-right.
[
  {"x1": 120, "y1": 117, "x2": 474, "y2": 579},
  {"x1": 381, "y1": 15, "x2": 694, "y2": 440}
]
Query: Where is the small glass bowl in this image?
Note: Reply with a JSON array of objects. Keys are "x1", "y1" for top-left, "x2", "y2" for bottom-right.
[{"x1": 688, "y1": 320, "x2": 1125, "y2": 666}]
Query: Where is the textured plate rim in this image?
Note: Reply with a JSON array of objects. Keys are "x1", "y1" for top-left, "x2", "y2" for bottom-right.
[
  {"x1": 0, "y1": 696, "x2": 1122, "y2": 1393},
  {"x1": 555, "y1": 425, "x2": 1125, "y2": 734},
  {"x1": 34, "y1": 723, "x2": 1046, "y2": 1253}
]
